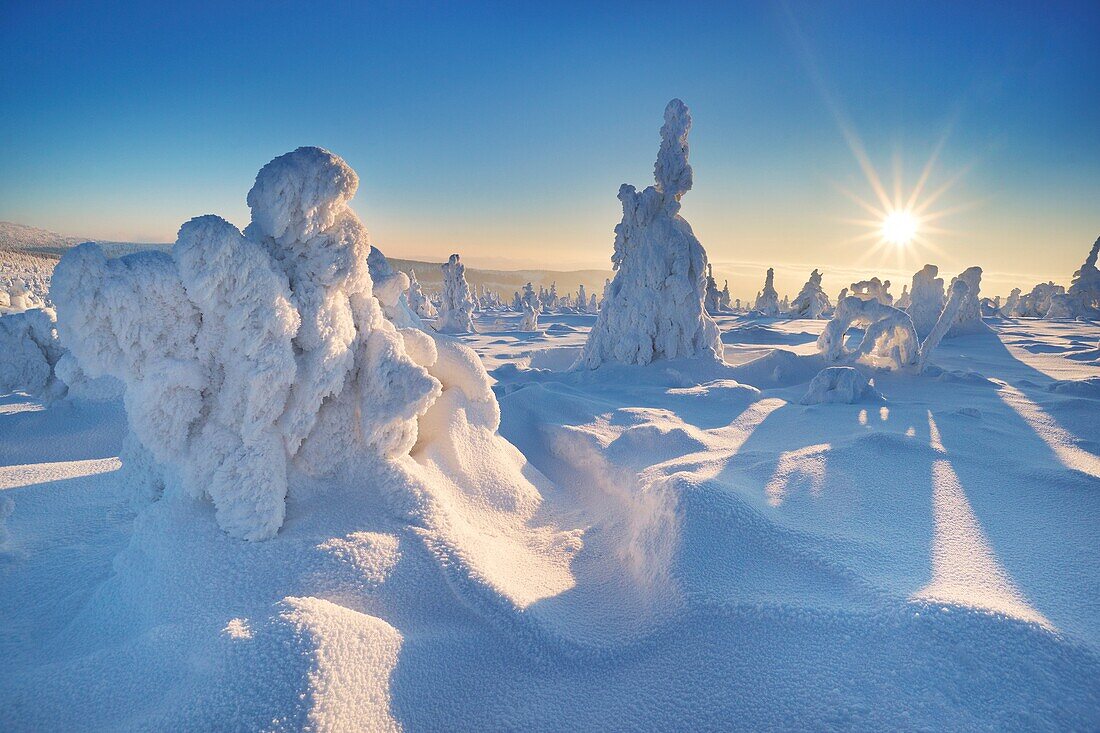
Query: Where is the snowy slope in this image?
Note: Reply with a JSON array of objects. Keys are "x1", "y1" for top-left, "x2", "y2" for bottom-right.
[{"x1": 2, "y1": 311, "x2": 1099, "y2": 730}]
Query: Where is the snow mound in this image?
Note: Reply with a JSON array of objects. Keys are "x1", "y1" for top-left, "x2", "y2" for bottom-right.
[
  {"x1": 0, "y1": 308, "x2": 64, "y2": 398},
  {"x1": 800, "y1": 366, "x2": 884, "y2": 404},
  {"x1": 578, "y1": 99, "x2": 721, "y2": 368}
]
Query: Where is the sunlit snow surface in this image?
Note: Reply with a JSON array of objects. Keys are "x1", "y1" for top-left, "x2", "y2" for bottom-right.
[{"x1": 3, "y1": 312, "x2": 1100, "y2": 730}]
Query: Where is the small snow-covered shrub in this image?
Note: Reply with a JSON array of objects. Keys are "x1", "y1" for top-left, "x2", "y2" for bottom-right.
[
  {"x1": 578, "y1": 99, "x2": 721, "y2": 368},
  {"x1": 800, "y1": 366, "x2": 883, "y2": 405},
  {"x1": 438, "y1": 254, "x2": 475, "y2": 333},
  {"x1": 0, "y1": 308, "x2": 64, "y2": 398}
]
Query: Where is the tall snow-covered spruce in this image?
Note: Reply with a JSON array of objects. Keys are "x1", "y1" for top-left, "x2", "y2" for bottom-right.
[
  {"x1": 577, "y1": 99, "x2": 721, "y2": 368},
  {"x1": 438, "y1": 253, "x2": 475, "y2": 333},
  {"x1": 753, "y1": 268, "x2": 780, "y2": 316},
  {"x1": 51, "y1": 147, "x2": 443, "y2": 540}
]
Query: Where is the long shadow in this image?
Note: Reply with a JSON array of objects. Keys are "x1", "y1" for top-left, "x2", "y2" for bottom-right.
[{"x1": 925, "y1": 328, "x2": 1100, "y2": 644}]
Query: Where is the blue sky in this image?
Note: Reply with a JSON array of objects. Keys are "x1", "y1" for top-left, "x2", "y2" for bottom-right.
[{"x1": 1, "y1": 1, "x2": 1097, "y2": 296}]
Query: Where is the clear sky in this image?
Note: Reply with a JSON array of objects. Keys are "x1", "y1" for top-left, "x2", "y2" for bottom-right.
[{"x1": 1, "y1": 1, "x2": 1098, "y2": 298}]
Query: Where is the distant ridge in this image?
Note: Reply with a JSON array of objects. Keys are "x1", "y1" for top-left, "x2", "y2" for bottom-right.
[{"x1": 0, "y1": 221, "x2": 168, "y2": 258}]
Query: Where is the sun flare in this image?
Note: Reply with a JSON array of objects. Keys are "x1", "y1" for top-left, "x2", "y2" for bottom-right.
[{"x1": 881, "y1": 210, "x2": 917, "y2": 246}]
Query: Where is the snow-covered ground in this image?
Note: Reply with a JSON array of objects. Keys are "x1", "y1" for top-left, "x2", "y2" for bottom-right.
[{"x1": 2, "y1": 308, "x2": 1098, "y2": 730}]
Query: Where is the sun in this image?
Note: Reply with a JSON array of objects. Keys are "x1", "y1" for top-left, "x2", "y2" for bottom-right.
[{"x1": 881, "y1": 210, "x2": 917, "y2": 246}]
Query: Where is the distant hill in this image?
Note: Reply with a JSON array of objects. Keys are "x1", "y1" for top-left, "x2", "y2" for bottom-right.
[
  {"x1": 387, "y1": 257, "x2": 611, "y2": 299},
  {"x1": 0, "y1": 221, "x2": 169, "y2": 258}
]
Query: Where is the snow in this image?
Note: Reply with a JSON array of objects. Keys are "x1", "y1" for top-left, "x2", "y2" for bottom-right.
[
  {"x1": 578, "y1": 100, "x2": 721, "y2": 368},
  {"x1": 438, "y1": 254, "x2": 475, "y2": 334},
  {"x1": 753, "y1": 267, "x2": 780, "y2": 316},
  {"x1": 906, "y1": 264, "x2": 946, "y2": 339},
  {"x1": 788, "y1": 269, "x2": 831, "y2": 319},
  {"x1": 800, "y1": 366, "x2": 883, "y2": 404},
  {"x1": 945, "y1": 266, "x2": 989, "y2": 337},
  {"x1": 3, "y1": 151, "x2": 1100, "y2": 729}
]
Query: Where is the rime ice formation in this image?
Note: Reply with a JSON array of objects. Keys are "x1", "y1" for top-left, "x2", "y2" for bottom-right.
[
  {"x1": 407, "y1": 269, "x2": 437, "y2": 318},
  {"x1": 1044, "y1": 294, "x2": 1074, "y2": 320},
  {"x1": 753, "y1": 268, "x2": 780, "y2": 316},
  {"x1": 789, "y1": 269, "x2": 831, "y2": 319},
  {"x1": 0, "y1": 307, "x2": 64, "y2": 398},
  {"x1": 1003, "y1": 288, "x2": 1021, "y2": 316},
  {"x1": 945, "y1": 267, "x2": 989, "y2": 337},
  {"x1": 720, "y1": 280, "x2": 731, "y2": 310},
  {"x1": 577, "y1": 99, "x2": 722, "y2": 368},
  {"x1": 819, "y1": 281, "x2": 968, "y2": 372},
  {"x1": 520, "y1": 282, "x2": 541, "y2": 330},
  {"x1": 52, "y1": 147, "x2": 443, "y2": 540},
  {"x1": 895, "y1": 284, "x2": 911, "y2": 310},
  {"x1": 818, "y1": 296, "x2": 920, "y2": 370},
  {"x1": 589, "y1": 293, "x2": 598, "y2": 312},
  {"x1": 704, "y1": 264, "x2": 723, "y2": 314},
  {"x1": 1062, "y1": 235, "x2": 1100, "y2": 318},
  {"x1": 438, "y1": 253, "x2": 475, "y2": 333},
  {"x1": 1014, "y1": 282, "x2": 1063, "y2": 318},
  {"x1": 906, "y1": 265, "x2": 946, "y2": 339},
  {"x1": 916, "y1": 277, "x2": 970, "y2": 369},
  {"x1": 850, "y1": 277, "x2": 892, "y2": 305},
  {"x1": 577, "y1": 284, "x2": 588, "y2": 313},
  {"x1": 800, "y1": 366, "x2": 883, "y2": 405}
]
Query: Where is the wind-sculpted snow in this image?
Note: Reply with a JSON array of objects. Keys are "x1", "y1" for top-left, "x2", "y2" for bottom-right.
[
  {"x1": 0, "y1": 307, "x2": 63, "y2": 397},
  {"x1": 52, "y1": 148, "x2": 443, "y2": 540},
  {"x1": 579, "y1": 99, "x2": 721, "y2": 368},
  {"x1": 801, "y1": 366, "x2": 883, "y2": 404},
  {"x1": 945, "y1": 266, "x2": 989, "y2": 337},
  {"x1": 850, "y1": 276, "x2": 892, "y2": 305},
  {"x1": 818, "y1": 296, "x2": 921, "y2": 370},
  {"x1": 906, "y1": 264, "x2": 945, "y2": 339}
]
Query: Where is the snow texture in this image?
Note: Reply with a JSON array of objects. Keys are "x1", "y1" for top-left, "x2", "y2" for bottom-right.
[
  {"x1": 438, "y1": 254, "x2": 475, "y2": 333},
  {"x1": 1059, "y1": 235, "x2": 1100, "y2": 318},
  {"x1": 753, "y1": 268, "x2": 780, "y2": 316},
  {"x1": 945, "y1": 266, "x2": 989, "y2": 337},
  {"x1": 906, "y1": 264, "x2": 946, "y2": 339},
  {"x1": 51, "y1": 147, "x2": 443, "y2": 540},
  {"x1": 850, "y1": 277, "x2": 892, "y2": 306},
  {"x1": 577, "y1": 100, "x2": 721, "y2": 368},
  {"x1": 818, "y1": 296, "x2": 920, "y2": 370},
  {"x1": 800, "y1": 366, "x2": 883, "y2": 404},
  {"x1": 0, "y1": 308, "x2": 64, "y2": 398},
  {"x1": 789, "y1": 269, "x2": 831, "y2": 319}
]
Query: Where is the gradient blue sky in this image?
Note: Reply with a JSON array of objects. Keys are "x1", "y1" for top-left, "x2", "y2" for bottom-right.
[{"x1": 2, "y1": 1, "x2": 1098, "y2": 297}]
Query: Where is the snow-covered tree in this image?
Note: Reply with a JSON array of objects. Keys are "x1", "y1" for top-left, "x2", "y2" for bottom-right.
[
  {"x1": 1061, "y1": 235, "x2": 1100, "y2": 317},
  {"x1": 577, "y1": 99, "x2": 721, "y2": 368},
  {"x1": 720, "y1": 280, "x2": 731, "y2": 310},
  {"x1": 945, "y1": 266, "x2": 989, "y2": 336},
  {"x1": 589, "y1": 293, "x2": 597, "y2": 312},
  {"x1": 789, "y1": 269, "x2": 831, "y2": 319},
  {"x1": 704, "y1": 263, "x2": 722, "y2": 314},
  {"x1": 52, "y1": 147, "x2": 442, "y2": 541},
  {"x1": 753, "y1": 268, "x2": 780, "y2": 316},
  {"x1": 1014, "y1": 281, "x2": 1063, "y2": 317},
  {"x1": 895, "y1": 284, "x2": 911, "y2": 310},
  {"x1": 850, "y1": 277, "x2": 892, "y2": 305},
  {"x1": 438, "y1": 253, "x2": 475, "y2": 333},
  {"x1": 407, "y1": 269, "x2": 437, "y2": 318},
  {"x1": 1003, "y1": 288, "x2": 1021, "y2": 316},
  {"x1": 906, "y1": 265, "x2": 946, "y2": 339},
  {"x1": 577, "y1": 284, "x2": 588, "y2": 313}
]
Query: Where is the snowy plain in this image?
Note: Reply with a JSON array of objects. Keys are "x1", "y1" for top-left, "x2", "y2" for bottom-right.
[{"x1": 2, "y1": 305, "x2": 1099, "y2": 730}]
